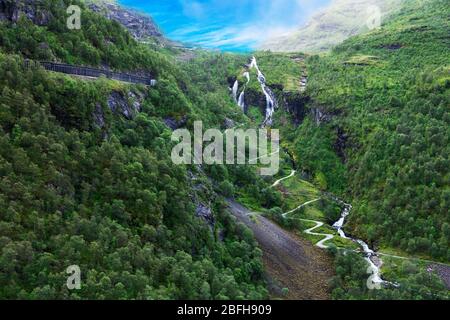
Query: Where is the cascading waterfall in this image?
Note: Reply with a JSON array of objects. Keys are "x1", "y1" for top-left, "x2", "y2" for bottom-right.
[
  {"x1": 231, "y1": 80, "x2": 239, "y2": 103},
  {"x1": 249, "y1": 57, "x2": 277, "y2": 126},
  {"x1": 243, "y1": 72, "x2": 250, "y2": 83},
  {"x1": 237, "y1": 71, "x2": 250, "y2": 111},
  {"x1": 332, "y1": 201, "x2": 396, "y2": 288},
  {"x1": 230, "y1": 57, "x2": 277, "y2": 125},
  {"x1": 238, "y1": 91, "x2": 245, "y2": 111}
]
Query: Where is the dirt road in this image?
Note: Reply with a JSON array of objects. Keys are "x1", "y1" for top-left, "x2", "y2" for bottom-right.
[{"x1": 227, "y1": 200, "x2": 334, "y2": 300}]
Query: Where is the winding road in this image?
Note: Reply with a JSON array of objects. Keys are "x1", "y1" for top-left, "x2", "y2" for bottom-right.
[
  {"x1": 271, "y1": 170, "x2": 296, "y2": 187},
  {"x1": 282, "y1": 198, "x2": 321, "y2": 218},
  {"x1": 302, "y1": 220, "x2": 334, "y2": 249}
]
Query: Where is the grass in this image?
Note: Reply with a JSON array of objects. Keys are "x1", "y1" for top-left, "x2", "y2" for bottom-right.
[
  {"x1": 344, "y1": 55, "x2": 381, "y2": 66},
  {"x1": 295, "y1": 219, "x2": 359, "y2": 250}
]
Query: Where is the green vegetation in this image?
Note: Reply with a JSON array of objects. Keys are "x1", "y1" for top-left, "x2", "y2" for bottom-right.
[
  {"x1": 293, "y1": 0, "x2": 450, "y2": 262},
  {"x1": 0, "y1": 2, "x2": 270, "y2": 299},
  {"x1": 331, "y1": 251, "x2": 449, "y2": 300},
  {"x1": 0, "y1": 0, "x2": 448, "y2": 301}
]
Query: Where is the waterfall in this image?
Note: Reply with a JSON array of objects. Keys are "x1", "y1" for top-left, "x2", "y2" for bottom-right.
[
  {"x1": 332, "y1": 201, "x2": 397, "y2": 288},
  {"x1": 238, "y1": 90, "x2": 245, "y2": 111},
  {"x1": 243, "y1": 71, "x2": 250, "y2": 84},
  {"x1": 232, "y1": 80, "x2": 239, "y2": 103},
  {"x1": 249, "y1": 57, "x2": 277, "y2": 126},
  {"x1": 230, "y1": 57, "x2": 277, "y2": 125}
]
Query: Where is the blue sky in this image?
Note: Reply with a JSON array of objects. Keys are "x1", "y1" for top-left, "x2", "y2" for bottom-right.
[{"x1": 118, "y1": 0, "x2": 331, "y2": 51}]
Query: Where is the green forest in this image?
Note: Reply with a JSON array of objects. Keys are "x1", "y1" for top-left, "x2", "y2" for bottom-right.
[{"x1": 0, "y1": 0, "x2": 448, "y2": 300}]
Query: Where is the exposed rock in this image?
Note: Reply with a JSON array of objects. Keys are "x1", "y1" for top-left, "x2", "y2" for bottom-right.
[
  {"x1": 260, "y1": 0, "x2": 403, "y2": 53},
  {"x1": 334, "y1": 127, "x2": 349, "y2": 163},
  {"x1": 283, "y1": 92, "x2": 310, "y2": 125},
  {"x1": 164, "y1": 116, "x2": 188, "y2": 131},
  {"x1": 311, "y1": 107, "x2": 334, "y2": 125},
  {"x1": 195, "y1": 203, "x2": 215, "y2": 230},
  {"x1": 107, "y1": 90, "x2": 144, "y2": 120},
  {"x1": 428, "y1": 264, "x2": 450, "y2": 289},
  {"x1": 93, "y1": 103, "x2": 109, "y2": 140},
  {"x1": 227, "y1": 76, "x2": 237, "y2": 88},
  {"x1": 93, "y1": 103, "x2": 106, "y2": 129},
  {"x1": 217, "y1": 229, "x2": 225, "y2": 242},
  {"x1": 88, "y1": 2, "x2": 163, "y2": 41},
  {"x1": 0, "y1": 0, "x2": 55, "y2": 25},
  {"x1": 380, "y1": 43, "x2": 403, "y2": 50},
  {"x1": 223, "y1": 117, "x2": 235, "y2": 129},
  {"x1": 244, "y1": 87, "x2": 271, "y2": 115}
]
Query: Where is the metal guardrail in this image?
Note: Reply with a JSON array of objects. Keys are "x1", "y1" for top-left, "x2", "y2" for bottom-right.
[{"x1": 23, "y1": 60, "x2": 157, "y2": 86}]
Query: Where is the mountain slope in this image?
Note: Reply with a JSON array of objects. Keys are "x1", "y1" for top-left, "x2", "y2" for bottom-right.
[
  {"x1": 260, "y1": 0, "x2": 403, "y2": 53},
  {"x1": 287, "y1": 0, "x2": 449, "y2": 263},
  {"x1": 0, "y1": 0, "x2": 269, "y2": 300}
]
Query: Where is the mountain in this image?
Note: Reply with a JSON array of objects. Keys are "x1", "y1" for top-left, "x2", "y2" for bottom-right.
[
  {"x1": 0, "y1": 0, "x2": 268, "y2": 300},
  {"x1": 260, "y1": 0, "x2": 403, "y2": 53},
  {"x1": 0, "y1": 0, "x2": 448, "y2": 301},
  {"x1": 86, "y1": 1, "x2": 164, "y2": 42}
]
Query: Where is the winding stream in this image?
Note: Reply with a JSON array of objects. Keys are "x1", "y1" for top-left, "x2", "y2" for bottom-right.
[
  {"x1": 275, "y1": 170, "x2": 390, "y2": 288},
  {"x1": 231, "y1": 56, "x2": 392, "y2": 288}
]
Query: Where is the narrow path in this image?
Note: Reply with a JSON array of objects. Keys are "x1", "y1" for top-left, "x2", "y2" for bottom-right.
[
  {"x1": 282, "y1": 198, "x2": 321, "y2": 217},
  {"x1": 269, "y1": 170, "x2": 335, "y2": 249},
  {"x1": 301, "y1": 220, "x2": 334, "y2": 249},
  {"x1": 249, "y1": 149, "x2": 280, "y2": 163},
  {"x1": 271, "y1": 170, "x2": 296, "y2": 188}
]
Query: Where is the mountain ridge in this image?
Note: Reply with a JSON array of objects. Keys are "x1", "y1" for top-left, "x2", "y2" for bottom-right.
[{"x1": 260, "y1": 0, "x2": 404, "y2": 53}]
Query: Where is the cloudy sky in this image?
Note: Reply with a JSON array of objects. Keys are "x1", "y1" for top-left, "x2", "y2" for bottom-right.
[{"x1": 119, "y1": 0, "x2": 331, "y2": 51}]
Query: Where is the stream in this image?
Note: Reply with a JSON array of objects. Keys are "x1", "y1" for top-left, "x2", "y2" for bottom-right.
[
  {"x1": 231, "y1": 56, "x2": 392, "y2": 288},
  {"x1": 277, "y1": 170, "x2": 393, "y2": 288},
  {"x1": 231, "y1": 57, "x2": 277, "y2": 125}
]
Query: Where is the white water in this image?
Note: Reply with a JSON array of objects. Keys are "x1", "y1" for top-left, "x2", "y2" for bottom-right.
[
  {"x1": 232, "y1": 80, "x2": 239, "y2": 103},
  {"x1": 243, "y1": 72, "x2": 250, "y2": 84},
  {"x1": 249, "y1": 57, "x2": 277, "y2": 126},
  {"x1": 332, "y1": 202, "x2": 387, "y2": 287},
  {"x1": 230, "y1": 57, "x2": 277, "y2": 125},
  {"x1": 274, "y1": 171, "x2": 391, "y2": 288},
  {"x1": 233, "y1": 72, "x2": 250, "y2": 111},
  {"x1": 238, "y1": 90, "x2": 245, "y2": 111}
]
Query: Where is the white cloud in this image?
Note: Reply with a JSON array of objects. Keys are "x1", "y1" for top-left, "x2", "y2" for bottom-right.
[{"x1": 170, "y1": 0, "x2": 332, "y2": 49}]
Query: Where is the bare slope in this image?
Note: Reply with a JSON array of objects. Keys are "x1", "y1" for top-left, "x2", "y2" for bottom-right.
[
  {"x1": 260, "y1": 0, "x2": 403, "y2": 53},
  {"x1": 228, "y1": 200, "x2": 334, "y2": 300}
]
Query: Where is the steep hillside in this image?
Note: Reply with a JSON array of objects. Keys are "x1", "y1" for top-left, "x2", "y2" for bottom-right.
[
  {"x1": 0, "y1": 0, "x2": 270, "y2": 299},
  {"x1": 260, "y1": 0, "x2": 403, "y2": 53},
  {"x1": 287, "y1": 0, "x2": 449, "y2": 264}
]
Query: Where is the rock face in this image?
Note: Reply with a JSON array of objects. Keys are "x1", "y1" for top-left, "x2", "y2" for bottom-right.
[
  {"x1": 223, "y1": 118, "x2": 235, "y2": 129},
  {"x1": 195, "y1": 203, "x2": 215, "y2": 230},
  {"x1": 107, "y1": 90, "x2": 145, "y2": 120},
  {"x1": 334, "y1": 127, "x2": 349, "y2": 163},
  {"x1": 163, "y1": 116, "x2": 188, "y2": 131},
  {"x1": 88, "y1": 2, "x2": 163, "y2": 41},
  {"x1": 283, "y1": 92, "x2": 310, "y2": 125},
  {"x1": 311, "y1": 107, "x2": 335, "y2": 126},
  {"x1": 0, "y1": 0, "x2": 54, "y2": 25}
]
